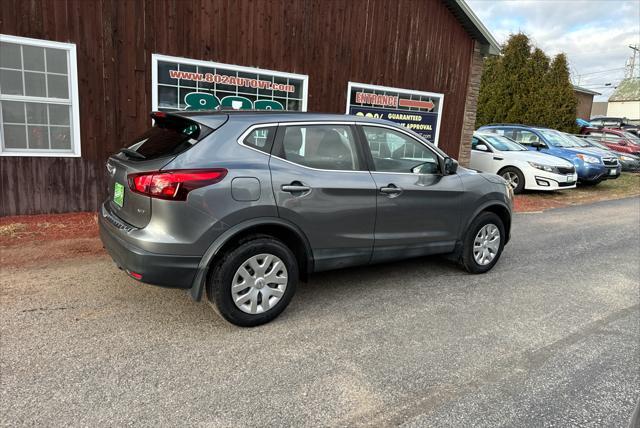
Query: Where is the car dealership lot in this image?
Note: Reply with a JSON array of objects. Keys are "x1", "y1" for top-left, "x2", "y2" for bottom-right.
[{"x1": 2, "y1": 197, "x2": 639, "y2": 427}]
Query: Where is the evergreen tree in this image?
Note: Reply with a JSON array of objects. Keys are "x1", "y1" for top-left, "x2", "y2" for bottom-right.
[
  {"x1": 475, "y1": 33, "x2": 578, "y2": 132},
  {"x1": 523, "y1": 48, "x2": 551, "y2": 127},
  {"x1": 545, "y1": 53, "x2": 578, "y2": 132},
  {"x1": 500, "y1": 33, "x2": 531, "y2": 124},
  {"x1": 476, "y1": 55, "x2": 500, "y2": 126}
]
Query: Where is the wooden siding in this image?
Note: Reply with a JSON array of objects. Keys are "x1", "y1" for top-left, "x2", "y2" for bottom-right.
[{"x1": 0, "y1": 0, "x2": 475, "y2": 216}]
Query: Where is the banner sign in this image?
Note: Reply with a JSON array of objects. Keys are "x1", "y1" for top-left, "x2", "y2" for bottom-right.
[
  {"x1": 346, "y1": 82, "x2": 444, "y2": 145},
  {"x1": 152, "y1": 54, "x2": 308, "y2": 112}
]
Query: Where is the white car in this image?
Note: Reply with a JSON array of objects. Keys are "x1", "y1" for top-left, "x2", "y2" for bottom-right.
[{"x1": 471, "y1": 132, "x2": 578, "y2": 193}]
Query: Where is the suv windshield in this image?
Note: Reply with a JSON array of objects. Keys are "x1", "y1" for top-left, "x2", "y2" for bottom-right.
[
  {"x1": 538, "y1": 130, "x2": 574, "y2": 148},
  {"x1": 481, "y1": 134, "x2": 527, "y2": 151},
  {"x1": 125, "y1": 115, "x2": 211, "y2": 160},
  {"x1": 564, "y1": 134, "x2": 591, "y2": 148}
]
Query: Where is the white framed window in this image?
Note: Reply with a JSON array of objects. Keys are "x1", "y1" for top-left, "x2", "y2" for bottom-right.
[{"x1": 0, "y1": 34, "x2": 81, "y2": 157}]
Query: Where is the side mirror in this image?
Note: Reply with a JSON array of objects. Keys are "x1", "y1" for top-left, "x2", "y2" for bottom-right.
[
  {"x1": 476, "y1": 144, "x2": 489, "y2": 152},
  {"x1": 444, "y1": 157, "x2": 458, "y2": 175}
]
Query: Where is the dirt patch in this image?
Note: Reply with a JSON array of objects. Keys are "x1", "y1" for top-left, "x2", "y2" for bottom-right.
[
  {"x1": 514, "y1": 172, "x2": 640, "y2": 213},
  {"x1": 0, "y1": 212, "x2": 104, "y2": 269},
  {"x1": 0, "y1": 212, "x2": 99, "y2": 245}
]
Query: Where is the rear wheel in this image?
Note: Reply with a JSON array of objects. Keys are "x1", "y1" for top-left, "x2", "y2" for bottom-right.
[
  {"x1": 460, "y1": 212, "x2": 505, "y2": 274},
  {"x1": 500, "y1": 167, "x2": 525, "y2": 194},
  {"x1": 207, "y1": 235, "x2": 298, "y2": 327}
]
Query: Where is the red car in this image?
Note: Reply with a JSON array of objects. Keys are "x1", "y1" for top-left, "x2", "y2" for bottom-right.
[{"x1": 581, "y1": 127, "x2": 640, "y2": 156}]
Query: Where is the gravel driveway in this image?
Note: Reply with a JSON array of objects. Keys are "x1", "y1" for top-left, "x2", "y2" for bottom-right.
[{"x1": 2, "y1": 197, "x2": 639, "y2": 427}]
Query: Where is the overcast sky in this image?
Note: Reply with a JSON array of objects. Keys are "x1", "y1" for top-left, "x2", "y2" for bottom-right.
[{"x1": 466, "y1": 0, "x2": 640, "y2": 101}]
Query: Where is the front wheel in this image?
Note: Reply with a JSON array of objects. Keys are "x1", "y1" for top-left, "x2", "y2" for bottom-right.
[
  {"x1": 207, "y1": 235, "x2": 298, "y2": 327},
  {"x1": 500, "y1": 167, "x2": 525, "y2": 194},
  {"x1": 460, "y1": 212, "x2": 505, "y2": 274}
]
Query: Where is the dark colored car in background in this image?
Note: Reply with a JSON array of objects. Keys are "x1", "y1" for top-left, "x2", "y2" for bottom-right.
[
  {"x1": 580, "y1": 127, "x2": 640, "y2": 156},
  {"x1": 478, "y1": 124, "x2": 621, "y2": 184},
  {"x1": 99, "y1": 111, "x2": 513, "y2": 326},
  {"x1": 568, "y1": 134, "x2": 640, "y2": 172}
]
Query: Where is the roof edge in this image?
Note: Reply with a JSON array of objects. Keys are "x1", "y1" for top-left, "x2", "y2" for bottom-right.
[
  {"x1": 573, "y1": 85, "x2": 601, "y2": 96},
  {"x1": 442, "y1": 0, "x2": 501, "y2": 55}
]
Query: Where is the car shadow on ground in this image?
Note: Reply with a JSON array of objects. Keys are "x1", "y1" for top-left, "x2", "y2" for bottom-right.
[{"x1": 89, "y1": 253, "x2": 469, "y2": 331}]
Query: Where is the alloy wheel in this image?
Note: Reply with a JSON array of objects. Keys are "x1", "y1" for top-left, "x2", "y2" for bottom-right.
[
  {"x1": 502, "y1": 171, "x2": 519, "y2": 189},
  {"x1": 232, "y1": 253, "x2": 288, "y2": 314},
  {"x1": 473, "y1": 224, "x2": 501, "y2": 266}
]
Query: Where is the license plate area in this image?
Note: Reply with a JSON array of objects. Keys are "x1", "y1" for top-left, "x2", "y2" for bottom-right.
[
  {"x1": 609, "y1": 169, "x2": 617, "y2": 176},
  {"x1": 114, "y1": 182, "x2": 125, "y2": 207}
]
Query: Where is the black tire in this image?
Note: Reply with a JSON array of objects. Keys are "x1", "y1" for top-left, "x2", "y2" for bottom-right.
[
  {"x1": 499, "y1": 167, "x2": 525, "y2": 194},
  {"x1": 206, "y1": 234, "x2": 298, "y2": 327},
  {"x1": 460, "y1": 212, "x2": 505, "y2": 274}
]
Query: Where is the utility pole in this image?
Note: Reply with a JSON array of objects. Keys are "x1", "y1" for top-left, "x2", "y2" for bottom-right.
[{"x1": 626, "y1": 45, "x2": 639, "y2": 79}]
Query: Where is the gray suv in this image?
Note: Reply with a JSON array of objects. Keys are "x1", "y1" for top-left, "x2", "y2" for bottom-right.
[{"x1": 99, "y1": 111, "x2": 513, "y2": 326}]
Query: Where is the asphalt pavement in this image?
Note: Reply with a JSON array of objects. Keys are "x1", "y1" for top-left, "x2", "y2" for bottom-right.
[{"x1": 2, "y1": 197, "x2": 639, "y2": 427}]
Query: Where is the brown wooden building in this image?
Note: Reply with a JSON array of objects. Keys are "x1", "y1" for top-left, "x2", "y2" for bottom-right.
[
  {"x1": 573, "y1": 85, "x2": 601, "y2": 120},
  {"x1": 0, "y1": 0, "x2": 498, "y2": 216}
]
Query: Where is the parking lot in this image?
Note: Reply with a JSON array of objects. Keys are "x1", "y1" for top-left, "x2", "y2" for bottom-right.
[{"x1": 1, "y1": 197, "x2": 639, "y2": 427}]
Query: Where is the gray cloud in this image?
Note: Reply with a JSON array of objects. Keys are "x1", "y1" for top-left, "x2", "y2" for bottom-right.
[{"x1": 467, "y1": 0, "x2": 640, "y2": 101}]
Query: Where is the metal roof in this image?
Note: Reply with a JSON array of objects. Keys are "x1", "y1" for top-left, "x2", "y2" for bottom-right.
[
  {"x1": 442, "y1": 0, "x2": 501, "y2": 55},
  {"x1": 609, "y1": 78, "x2": 640, "y2": 102}
]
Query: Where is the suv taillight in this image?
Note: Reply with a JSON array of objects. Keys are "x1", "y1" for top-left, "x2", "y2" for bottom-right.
[{"x1": 128, "y1": 169, "x2": 227, "y2": 201}]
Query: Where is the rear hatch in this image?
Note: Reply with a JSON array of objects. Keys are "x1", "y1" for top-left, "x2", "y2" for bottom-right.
[{"x1": 105, "y1": 113, "x2": 219, "y2": 228}]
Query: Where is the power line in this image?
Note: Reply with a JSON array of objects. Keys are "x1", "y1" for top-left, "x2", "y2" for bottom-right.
[{"x1": 573, "y1": 67, "x2": 626, "y2": 77}]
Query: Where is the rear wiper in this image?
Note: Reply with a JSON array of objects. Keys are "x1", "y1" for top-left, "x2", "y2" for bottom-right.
[{"x1": 119, "y1": 148, "x2": 146, "y2": 160}]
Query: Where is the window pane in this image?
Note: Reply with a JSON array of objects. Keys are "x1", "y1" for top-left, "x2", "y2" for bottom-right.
[
  {"x1": 3, "y1": 124, "x2": 27, "y2": 149},
  {"x1": 127, "y1": 116, "x2": 208, "y2": 161},
  {"x1": 22, "y1": 45, "x2": 45, "y2": 71},
  {"x1": 363, "y1": 126, "x2": 438, "y2": 174},
  {"x1": 0, "y1": 69, "x2": 23, "y2": 95},
  {"x1": 47, "y1": 74, "x2": 69, "y2": 98},
  {"x1": 0, "y1": 42, "x2": 22, "y2": 69},
  {"x1": 243, "y1": 127, "x2": 275, "y2": 153},
  {"x1": 25, "y1": 102, "x2": 48, "y2": 124},
  {"x1": 50, "y1": 126, "x2": 71, "y2": 150},
  {"x1": 24, "y1": 72, "x2": 47, "y2": 97},
  {"x1": 1, "y1": 100, "x2": 26, "y2": 123},
  {"x1": 157, "y1": 61, "x2": 175, "y2": 85},
  {"x1": 281, "y1": 125, "x2": 360, "y2": 171},
  {"x1": 48, "y1": 104, "x2": 70, "y2": 125},
  {"x1": 27, "y1": 125, "x2": 49, "y2": 149},
  {"x1": 158, "y1": 85, "x2": 178, "y2": 109},
  {"x1": 46, "y1": 48, "x2": 67, "y2": 74}
]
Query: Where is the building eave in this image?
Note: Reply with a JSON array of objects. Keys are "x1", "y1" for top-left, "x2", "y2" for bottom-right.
[
  {"x1": 573, "y1": 85, "x2": 601, "y2": 96},
  {"x1": 442, "y1": 0, "x2": 501, "y2": 56}
]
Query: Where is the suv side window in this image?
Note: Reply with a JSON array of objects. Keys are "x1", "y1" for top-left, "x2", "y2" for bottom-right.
[
  {"x1": 362, "y1": 126, "x2": 439, "y2": 174},
  {"x1": 243, "y1": 126, "x2": 276, "y2": 153},
  {"x1": 279, "y1": 124, "x2": 361, "y2": 171},
  {"x1": 471, "y1": 137, "x2": 480, "y2": 149},
  {"x1": 511, "y1": 130, "x2": 541, "y2": 146}
]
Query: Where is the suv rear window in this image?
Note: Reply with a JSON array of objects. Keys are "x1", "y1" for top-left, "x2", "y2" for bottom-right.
[{"x1": 124, "y1": 115, "x2": 211, "y2": 160}]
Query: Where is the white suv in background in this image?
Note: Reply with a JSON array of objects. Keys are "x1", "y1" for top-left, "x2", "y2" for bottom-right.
[{"x1": 470, "y1": 132, "x2": 578, "y2": 193}]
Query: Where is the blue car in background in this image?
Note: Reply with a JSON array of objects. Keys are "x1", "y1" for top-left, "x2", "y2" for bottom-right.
[{"x1": 477, "y1": 124, "x2": 621, "y2": 184}]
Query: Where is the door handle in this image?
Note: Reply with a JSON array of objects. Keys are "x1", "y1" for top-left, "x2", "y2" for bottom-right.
[
  {"x1": 493, "y1": 156, "x2": 504, "y2": 160},
  {"x1": 282, "y1": 183, "x2": 311, "y2": 193},
  {"x1": 380, "y1": 184, "x2": 402, "y2": 196}
]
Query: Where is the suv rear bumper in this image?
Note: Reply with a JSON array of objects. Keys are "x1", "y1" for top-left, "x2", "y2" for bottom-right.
[{"x1": 99, "y1": 205, "x2": 200, "y2": 289}]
